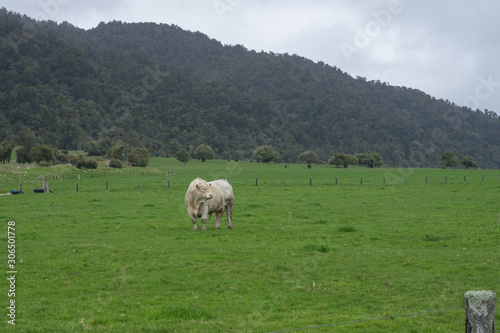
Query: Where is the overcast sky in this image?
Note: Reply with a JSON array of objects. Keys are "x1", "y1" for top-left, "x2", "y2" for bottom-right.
[{"x1": 3, "y1": 0, "x2": 500, "y2": 113}]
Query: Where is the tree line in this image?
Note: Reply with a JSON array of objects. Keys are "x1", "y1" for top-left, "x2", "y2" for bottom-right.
[{"x1": 1, "y1": 9, "x2": 499, "y2": 168}]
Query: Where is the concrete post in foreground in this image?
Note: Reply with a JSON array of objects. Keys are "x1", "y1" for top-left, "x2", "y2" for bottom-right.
[{"x1": 465, "y1": 290, "x2": 495, "y2": 333}]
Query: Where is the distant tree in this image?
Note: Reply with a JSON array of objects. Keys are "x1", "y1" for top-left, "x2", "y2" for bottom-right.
[
  {"x1": 329, "y1": 153, "x2": 357, "y2": 168},
  {"x1": 16, "y1": 135, "x2": 35, "y2": 164},
  {"x1": 31, "y1": 145, "x2": 57, "y2": 164},
  {"x1": 84, "y1": 140, "x2": 111, "y2": 156},
  {"x1": 232, "y1": 150, "x2": 244, "y2": 162},
  {"x1": 194, "y1": 143, "x2": 215, "y2": 162},
  {"x1": 0, "y1": 141, "x2": 15, "y2": 164},
  {"x1": 461, "y1": 156, "x2": 478, "y2": 169},
  {"x1": 176, "y1": 148, "x2": 191, "y2": 166},
  {"x1": 299, "y1": 150, "x2": 320, "y2": 167},
  {"x1": 441, "y1": 152, "x2": 459, "y2": 168},
  {"x1": 253, "y1": 145, "x2": 280, "y2": 163},
  {"x1": 128, "y1": 148, "x2": 150, "y2": 167},
  {"x1": 356, "y1": 153, "x2": 383, "y2": 168},
  {"x1": 107, "y1": 145, "x2": 126, "y2": 160}
]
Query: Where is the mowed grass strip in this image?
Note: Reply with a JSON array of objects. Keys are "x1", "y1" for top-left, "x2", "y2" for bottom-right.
[{"x1": 0, "y1": 159, "x2": 499, "y2": 332}]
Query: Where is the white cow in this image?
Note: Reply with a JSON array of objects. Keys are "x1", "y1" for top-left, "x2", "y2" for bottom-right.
[{"x1": 185, "y1": 177, "x2": 234, "y2": 231}]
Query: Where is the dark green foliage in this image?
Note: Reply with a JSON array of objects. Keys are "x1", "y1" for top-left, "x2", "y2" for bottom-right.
[
  {"x1": 329, "y1": 153, "x2": 357, "y2": 168},
  {"x1": 69, "y1": 154, "x2": 97, "y2": 169},
  {"x1": 0, "y1": 9, "x2": 499, "y2": 167},
  {"x1": 441, "y1": 152, "x2": 459, "y2": 168},
  {"x1": 107, "y1": 146, "x2": 126, "y2": 160},
  {"x1": 30, "y1": 145, "x2": 56, "y2": 164},
  {"x1": 194, "y1": 143, "x2": 215, "y2": 162},
  {"x1": 356, "y1": 153, "x2": 383, "y2": 168},
  {"x1": 253, "y1": 145, "x2": 280, "y2": 163},
  {"x1": 127, "y1": 147, "x2": 150, "y2": 167},
  {"x1": 0, "y1": 141, "x2": 15, "y2": 163},
  {"x1": 85, "y1": 158, "x2": 98, "y2": 169},
  {"x1": 462, "y1": 156, "x2": 478, "y2": 168},
  {"x1": 109, "y1": 159, "x2": 123, "y2": 168},
  {"x1": 176, "y1": 148, "x2": 190, "y2": 165},
  {"x1": 16, "y1": 146, "x2": 33, "y2": 163},
  {"x1": 84, "y1": 140, "x2": 111, "y2": 156},
  {"x1": 55, "y1": 150, "x2": 69, "y2": 164},
  {"x1": 299, "y1": 150, "x2": 320, "y2": 165}
]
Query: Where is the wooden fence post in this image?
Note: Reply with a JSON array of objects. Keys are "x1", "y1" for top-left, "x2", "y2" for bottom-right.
[
  {"x1": 19, "y1": 181, "x2": 22, "y2": 191},
  {"x1": 335, "y1": 177, "x2": 337, "y2": 186},
  {"x1": 138, "y1": 179, "x2": 140, "y2": 192},
  {"x1": 282, "y1": 178, "x2": 285, "y2": 187},
  {"x1": 360, "y1": 177, "x2": 362, "y2": 186},
  {"x1": 464, "y1": 175, "x2": 466, "y2": 183},
  {"x1": 76, "y1": 182, "x2": 78, "y2": 193},
  {"x1": 383, "y1": 177, "x2": 385, "y2": 186},
  {"x1": 168, "y1": 177, "x2": 170, "y2": 189},
  {"x1": 465, "y1": 290, "x2": 496, "y2": 332},
  {"x1": 106, "y1": 181, "x2": 108, "y2": 193},
  {"x1": 445, "y1": 175, "x2": 447, "y2": 184},
  {"x1": 310, "y1": 177, "x2": 312, "y2": 187}
]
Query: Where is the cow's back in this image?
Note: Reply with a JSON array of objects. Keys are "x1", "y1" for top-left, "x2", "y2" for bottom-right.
[{"x1": 209, "y1": 180, "x2": 234, "y2": 204}]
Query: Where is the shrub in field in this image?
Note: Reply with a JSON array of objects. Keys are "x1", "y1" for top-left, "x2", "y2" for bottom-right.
[
  {"x1": 109, "y1": 159, "x2": 123, "y2": 168},
  {"x1": 441, "y1": 151, "x2": 459, "y2": 168},
  {"x1": 84, "y1": 158, "x2": 98, "y2": 169},
  {"x1": 356, "y1": 152, "x2": 383, "y2": 168},
  {"x1": 107, "y1": 145, "x2": 126, "y2": 160},
  {"x1": 194, "y1": 143, "x2": 215, "y2": 162},
  {"x1": 462, "y1": 155, "x2": 478, "y2": 168},
  {"x1": 176, "y1": 148, "x2": 191, "y2": 166},
  {"x1": 31, "y1": 145, "x2": 57, "y2": 165},
  {"x1": 329, "y1": 153, "x2": 357, "y2": 168},
  {"x1": 253, "y1": 145, "x2": 280, "y2": 163},
  {"x1": 0, "y1": 141, "x2": 15, "y2": 164},
  {"x1": 69, "y1": 154, "x2": 97, "y2": 169},
  {"x1": 299, "y1": 150, "x2": 320, "y2": 167},
  {"x1": 128, "y1": 148, "x2": 150, "y2": 167}
]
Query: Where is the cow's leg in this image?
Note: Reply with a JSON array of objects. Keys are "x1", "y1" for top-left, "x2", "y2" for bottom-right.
[
  {"x1": 215, "y1": 209, "x2": 223, "y2": 229},
  {"x1": 201, "y1": 207, "x2": 209, "y2": 231},
  {"x1": 192, "y1": 218, "x2": 197, "y2": 231},
  {"x1": 226, "y1": 202, "x2": 233, "y2": 229}
]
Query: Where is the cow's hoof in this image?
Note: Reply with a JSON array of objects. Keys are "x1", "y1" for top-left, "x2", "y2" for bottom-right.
[
  {"x1": 202, "y1": 227, "x2": 207, "y2": 231},
  {"x1": 228, "y1": 225, "x2": 232, "y2": 229},
  {"x1": 192, "y1": 226, "x2": 197, "y2": 231}
]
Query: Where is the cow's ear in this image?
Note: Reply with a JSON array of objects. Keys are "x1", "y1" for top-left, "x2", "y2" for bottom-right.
[{"x1": 209, "y1": 183, "x2": 212, "y2": 187}]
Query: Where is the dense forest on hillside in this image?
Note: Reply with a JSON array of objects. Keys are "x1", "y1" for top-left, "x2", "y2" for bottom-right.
[{"x1": 1, "y1": 8, "x2": 499, "y2": 167}]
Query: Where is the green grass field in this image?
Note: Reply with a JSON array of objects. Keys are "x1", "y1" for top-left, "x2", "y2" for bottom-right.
[{"x1": 1, "y1": 158, "x2": 499, "y2": 332}]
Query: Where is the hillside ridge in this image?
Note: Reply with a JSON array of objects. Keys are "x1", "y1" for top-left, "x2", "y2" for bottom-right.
[{"x1": 1, "y1": 8, "x2": 499, "y2": 167}]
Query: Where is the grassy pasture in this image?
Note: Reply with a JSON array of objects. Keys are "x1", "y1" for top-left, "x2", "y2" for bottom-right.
[{"x1": 1, "y1": 158, "x2": 499, "y2": 332}]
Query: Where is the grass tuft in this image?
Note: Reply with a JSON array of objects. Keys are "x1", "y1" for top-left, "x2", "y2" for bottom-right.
[{"x1": 338, "y1": 226, "x2": 356, "y2": 233}]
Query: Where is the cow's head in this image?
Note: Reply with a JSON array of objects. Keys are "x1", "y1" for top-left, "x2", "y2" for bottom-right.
[{"x1": 195, "y1": 179, "x2": 213, "y2": 201}]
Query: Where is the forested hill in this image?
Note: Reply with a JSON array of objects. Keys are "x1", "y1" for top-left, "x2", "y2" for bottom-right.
[{"x1": 1, "y1": 8, "x2": 500, "y2": 168}]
